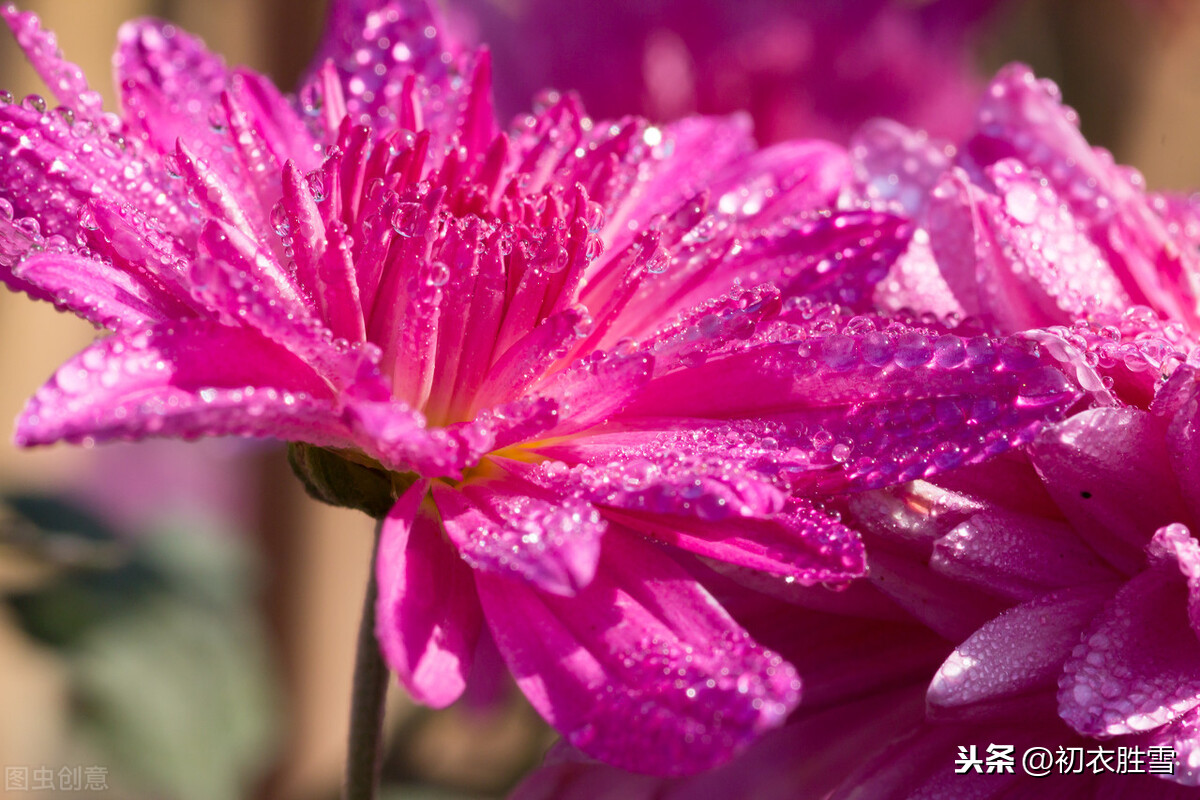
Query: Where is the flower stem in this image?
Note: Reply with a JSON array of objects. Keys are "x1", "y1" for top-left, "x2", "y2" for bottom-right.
[{"x1": 344, "y1": 520, "x2": 389, "y2": 800}]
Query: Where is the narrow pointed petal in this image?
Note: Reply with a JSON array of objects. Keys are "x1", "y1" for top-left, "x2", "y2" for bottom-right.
[
  {"x1": 928, "y1": 584, "x2": 1113, "y2": 718},
  {"x1": 1, "y1": 6, "x2": 105, "y2": 122},
  {"x1": 375, "y1": 480, "x2": 482, "y2": 707},
  {"x1": 15, "y1": 321, "x2": 352, "y2": 448},
  {"x1": 13, "y1": 250, "x2": 175, "y2": 329},
  {"x1": 476, "y1": 529, "x2": 800, "y2": 776},
  {"x1": 621, "y1": 325, "x2": 1082, "y2": 494},
  {"x1": 511, "y1": 437, "x2": 787, "y2": 521},
  {"x1": 227, "y1": 69, "x2": 322, "y2": 172},
  {"x1": 931, "y1": 509, "x2": 1121, "y2": 601},
  {"x1": 433, "y1": 480, "x2": 605, "y2": 596},
  {"x1": 1059, "y1": 525, "x2": 1200, "y2": 738},
  {"x1": 606, "y1": 500, "x2": 866, "y2": 586},
  {"x1": 344, "y1": 399, "x2": 471, "y2": 477},
  {"x1": 515, "y1": 347, "x2": 656, "y2": 439}
]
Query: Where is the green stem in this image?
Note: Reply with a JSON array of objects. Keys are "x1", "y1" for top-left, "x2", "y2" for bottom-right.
[{"x1": 344, "y1": 520, "x2": 390, "y2": 800}]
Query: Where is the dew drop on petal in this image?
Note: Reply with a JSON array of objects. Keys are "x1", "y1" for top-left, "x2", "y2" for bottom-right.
[
  {"x1": 306, "y1": 170, "x2": 327, "y2": 202},
  {"x1": 263, "y1": 201, "x2": 289, "y2": 238},
  {"x1": 391, "y1": 202, "x2": 421, "y2": 237}
]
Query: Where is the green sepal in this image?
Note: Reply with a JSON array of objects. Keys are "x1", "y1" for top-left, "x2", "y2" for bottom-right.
[{"x1": 287, "y1": 443, "x2": 400, "y2": 519}]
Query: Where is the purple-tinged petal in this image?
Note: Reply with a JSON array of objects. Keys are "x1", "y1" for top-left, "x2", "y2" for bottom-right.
[
  {"x1": 1142, "y1": 708, "x2": 1200, "y2": 787},
  {"x1": 846, "y1": 480, "x2": 984, "y2": 555},
  {"x1": 84, "y1": 198, "x2": 200, "y2": 304},
  {"x1": 517, "y1": 347, "x2": 655, "y2": 439},
  {"x1": 1059, "y1": 525, "x2": 1200, "y2": 738},
  {"x1": 433, "y1": 480, "x2": 605, "y2": 597},
  {"x1": 706, "y1": 139, "x2": 850, "y2": 229},
  {"x1": 1, "y1": 6, "x2": 105, "y2": 122},
  {"x1": 929, "y1": 585, "x2": 1113, "y2": 719},
  {"x1": 931, "y1": 509, "x2": 1121, "y2": 602},
  {"x1": 1163, "y1": 367, "x2": 1200, "y2": 529},
  {"x1": 303, "y1": 0, "x2": 461, "y2": 133},
  {"x1": 873, "y1": 228, "x2": 964, "y2": 319},
  {"x1": 191, "y1": 223, "x2": 376, "y2": 388},
  {"x1": 510, "y1": 438, "x2": 787, "y2": 521},
  {"x1": 174, "y1": 139, "x2": 268, "y2": 248},
  {"x1": 620, "y1": 282, "x2": 782, "y2": 371},
  {"x1": 602, "y1": 115, "x2": 755, "y2": 249},
  {"x1": 15, "y1": 321, "x2": 355, "y2": 449},
  {"x1": 621, "y1": 325, "x2": 1082, "y2": 494},
  {"x1": 196, "y1": 219, "x2": 304, "y2": 313},
  {"x1": 980, "y1": 159, "x2": 1128, "y2": 322},
  {"x1": 375, "y1": 480, "x2": 482, "y2": 708},
  {"x1": 114, "y1": 17, "x2": 259, "y2": 210},
  {"x1": 1029, "y1": 408, "x2": 1192, "y2": 574},
  {"x1": 1146, "y1": 523, "x2": 1200, "y2": 639},
  {"x1": 472, "y1": 304, "x2": 592, "y2": 411},
  {"x1": 476, "y1": 529, "x2": 800, "y2": 776},
  {"x1": 717, "y1": 208, "x2": 912, "y2": 311},
  {"x1": 965, "y1": 63, "x2": 1200, "y2": 330},
  {"x1": 847, "y1": 118, "x2": 955, "y2": 217},
  {"x1": 226, "y1": 69, "x2": 322, "y2": 173},
  {"x1": 605, "y1": 500, "x2": 865, "y2": 586}
]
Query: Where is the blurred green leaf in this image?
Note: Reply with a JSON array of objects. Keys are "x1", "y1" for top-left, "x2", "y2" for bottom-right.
[{"x1": 1, "y1": 492, "x2": 280, "y2": 800}]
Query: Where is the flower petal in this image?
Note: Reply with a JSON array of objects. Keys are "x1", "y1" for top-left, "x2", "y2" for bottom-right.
[
  {"x1": 621, "y1": 325, "x2": 1082, "y2": 494},
  {"x1": 965, "y1": 63, "x2": 1200, "y2": 329},
  {"x1": 15, "y1": 320, "x2": 348, "y2": 449},
  {"x1": 0, "y1": 94, "x2": 189, "y2": 244},
  {"x1": 930, "y1": 509, "x2": 1120, "y2": 601},
  {"x1": 476, "y1": 529, "x2": 800, "y2": 776},
  {"x1": 375, "y1": 480, "x2": 482, "y2": 707},
  {"x1": 610, "y1": 501, "x2": 865, "y2": 586},
  {"x1": 928, "y1": 584, "x2": 1112, "y2": 719},
  {"x1": 1059, "y1": 526, "x2": 1200, "y2": 738},
  {"x1": 1029, "y1": 408, "x2": 1192, "y2": 574},
  {"x1": 1, "y1": 6, "x2": 105, "y2": 122},
  {"x1": 13, "y1": 249, "x2": 176, "y2": 329},
  {"x1": 433, "y1": 479, "x2": 605, "y2": 597}
]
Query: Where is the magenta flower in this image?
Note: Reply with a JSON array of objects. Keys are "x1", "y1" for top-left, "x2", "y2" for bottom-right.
[
  {"x1": 507, "y1": 62, "x2": 1200, "y2": 796},
  {"x1": 0, "y1": 0, "x2": 1084, "y2": 778},
  {"x1": 450, "y1": 0, "x2": 1004, "y2": 145},
  {"x1": 847, "y1": 63, "x2": 1200, "y2": 344}
]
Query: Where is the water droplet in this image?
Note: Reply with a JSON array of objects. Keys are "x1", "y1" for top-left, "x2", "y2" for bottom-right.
[
  {"x1": 305, "y1": 170, "x2": 327, "y2": 202},
  {"x1": 270, "y1": 201, "x2": 291, "y2": 236},
  {"x1": 391, "y1": 202, "x2": 421, "y2": 237},
  {"x1": 23, "y1": 94, "x2": 46, "y2": 113},
  {"x1": 207, "y1": 105, "x2": 227, "y2": 133},
  {"x1": 426, "y1": 260, "x2": 450, "y2": 287}
]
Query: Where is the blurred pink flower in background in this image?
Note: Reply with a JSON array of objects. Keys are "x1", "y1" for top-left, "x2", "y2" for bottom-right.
[{"x1": 449, "y1": 0, "x2": 1007, "y2": 144}]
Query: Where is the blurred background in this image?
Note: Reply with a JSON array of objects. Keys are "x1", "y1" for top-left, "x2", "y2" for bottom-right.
[{"x1": 0, "y1": 0, "x2": 1198, "y2": 798}]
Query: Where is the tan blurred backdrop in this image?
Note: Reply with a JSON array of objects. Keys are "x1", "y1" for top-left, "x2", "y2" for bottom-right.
[{"x1": 0, "y1": 1, "x2": 1199, "y2": 799}]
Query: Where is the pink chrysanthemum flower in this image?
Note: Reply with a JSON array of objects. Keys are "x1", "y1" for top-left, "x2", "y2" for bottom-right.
[
  {"x1": 508, "y1": 63, "x2": 1200, "y2": 796},
  {"x1": 0, "y1": 1, "x2": 1084, "y2": 776}
]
